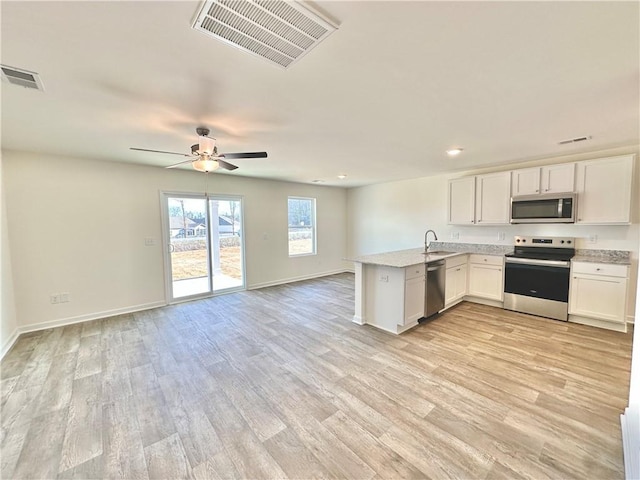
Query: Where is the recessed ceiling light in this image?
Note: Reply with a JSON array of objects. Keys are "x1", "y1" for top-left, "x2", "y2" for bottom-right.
[
  {"x1": 446, "y1": 148, "x2": 463, "y2": 156},
  {"x1": 337, "y1": 174, "x2": 347, "y2": 179}
]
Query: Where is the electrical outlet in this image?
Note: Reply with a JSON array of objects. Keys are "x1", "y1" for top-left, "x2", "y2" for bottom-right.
[
  {"x1": 498, "y1": 232, "x2": 506, "y2": 241},
  {"x1": 50, "y1": 294, "x2": 60, "y2": 304},
  {"x1": 588, "y1": 234, "x2": 598, "y2": 244},
  {"x1": 144, "y1": 237, "x2": 155, "y2": 246},
  {"x1": 60, "y1": 293, "x2": 70, "y2": 303},
  {"x1": 451, "y1": 232, "x2": 460, "y2": 240},
  {"x1": 380, "y1": 275, "x2": 389, "y2": 283}
]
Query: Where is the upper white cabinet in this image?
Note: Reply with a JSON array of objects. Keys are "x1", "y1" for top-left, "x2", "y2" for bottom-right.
[
  {"x1": 475, "y1": 172, "x2": 511, "y2": 224},
  {"x1": 575, "y1": 154, "x2": 634, "y2": 224},
  {"x1": 511, "y1": 163, "x2": 575, "y2": 197},
  {"x1": 448, "y1": 176, "x2": 475, "y2": 225},
  {"x1": 448, "y1": 172, "x2": 510, "y2": 225}
]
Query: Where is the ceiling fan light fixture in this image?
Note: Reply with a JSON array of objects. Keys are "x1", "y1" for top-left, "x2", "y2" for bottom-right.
[
  {"x1": 197, "y1": 136, "x2": 216, "y2": 156},
  {"x1": 192, "y1": 158, "x2": 220, "y2": 173}
]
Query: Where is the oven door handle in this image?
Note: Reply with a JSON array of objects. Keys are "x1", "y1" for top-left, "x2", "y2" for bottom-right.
[{"x1": 505, "y1": 257, "x2": 571, "y2": 268}]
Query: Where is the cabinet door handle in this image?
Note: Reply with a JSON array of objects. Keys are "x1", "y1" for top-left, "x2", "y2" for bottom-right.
[
  {"x1": 483, "y1": 259, "x2": 487, "y2": 262},
  {"x1": 456, "y1": 268, "x2": 461, "y2": 271},
  {"x1": 596, "y1": 268, "x2": 601, "y2": 271}
]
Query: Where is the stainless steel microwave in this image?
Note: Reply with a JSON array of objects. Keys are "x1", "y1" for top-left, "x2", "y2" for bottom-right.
[{"x1": 510, "y1": 194, "x2": 576, "y2": 224}]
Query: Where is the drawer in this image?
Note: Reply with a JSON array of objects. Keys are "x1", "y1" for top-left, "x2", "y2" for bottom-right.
[
  {"x1": 405, "y1": 263, "x2": 425, "y2": 280},
  {"x1": 572, "y1": 262, "x2": 628, "y2": 278},
  {"x1": 446, "y1": 254, "x2": 467, "y2": 269},
  {"x1": 469, "y1": 254, "x2": 503, "y2": 266}
]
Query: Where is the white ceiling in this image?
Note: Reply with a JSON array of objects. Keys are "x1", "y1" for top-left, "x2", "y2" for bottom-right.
[{"x1": 1, "y1": 1, "x2": 638, "y2": 187}]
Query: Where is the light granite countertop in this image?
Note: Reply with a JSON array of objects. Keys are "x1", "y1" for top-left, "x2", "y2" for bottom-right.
[
  {"x1": 349, "y1": 243, "x2": 632, "y2": 268},
  {"x1": 572, "y1": 249, "x2": 631, "y2": 265},
  {"x1": 349, "y1": 242, "x2": 513, "y2": 268}
]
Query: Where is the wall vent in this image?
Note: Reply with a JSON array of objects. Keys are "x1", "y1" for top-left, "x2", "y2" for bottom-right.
[
  {"x1": 1, "y1": 65, "x2": 44, "y2": 91},
  {"x1": 558, "y1": 136, "x2": 592, "y2": 145},
  {"x1": 192, "y1": 0, "x2": 338, "y2": 68}
]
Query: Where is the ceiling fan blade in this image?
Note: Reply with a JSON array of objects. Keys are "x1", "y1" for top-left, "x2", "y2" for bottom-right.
[
  {"x1": 165, "y1": 159, "x2": 195, "y2": 169},
  {"x1": 130, "y1": 147, "x2": 191, "y2": 157},
  {"x1": 217, "y1": 158, "x2": 238, "y2": 171},
  {"x1": 220, "y1": 151, "x2": 267, "y2": 160}
]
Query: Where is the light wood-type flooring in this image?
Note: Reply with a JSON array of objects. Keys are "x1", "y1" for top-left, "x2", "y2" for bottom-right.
[{"x1": 1, "y1": 273, "x2": 633, "y2": 479}]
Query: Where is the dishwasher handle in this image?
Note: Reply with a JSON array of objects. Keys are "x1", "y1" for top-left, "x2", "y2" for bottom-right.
[{"x1": 426, "y1": 261, "x2": 446, "y2": 271}]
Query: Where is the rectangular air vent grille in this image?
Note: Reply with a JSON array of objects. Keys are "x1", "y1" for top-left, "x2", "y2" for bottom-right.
[
  {"x1": 192, "y1": 0, "x2": 338, "y2": 68},
  {"x1": 1, "y1": 65, "x2": 44, "y2": 91}
]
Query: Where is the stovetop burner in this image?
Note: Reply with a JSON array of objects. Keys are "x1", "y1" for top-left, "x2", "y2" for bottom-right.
[{"x1": 507, "y1": 235, "x2": 576, "y2": 261}]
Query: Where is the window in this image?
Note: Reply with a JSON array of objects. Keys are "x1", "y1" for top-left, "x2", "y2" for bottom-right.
[{"x1": 288, "y1": 197, "x2": 316, "y2": 256}]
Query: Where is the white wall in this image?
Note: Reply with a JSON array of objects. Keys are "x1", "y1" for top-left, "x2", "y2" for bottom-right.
[
  {"x1": 1, "y1": 154, "x2": 18, "y2": 355},
  {"x1": 2, "y1": 150, "x2": 348, "y2": 339},
  {"x1": 347, "y1": 146, "x2": 640, "y2": 321}
]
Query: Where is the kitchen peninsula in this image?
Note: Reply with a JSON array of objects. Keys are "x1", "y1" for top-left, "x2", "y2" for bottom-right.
[
  {"x1": 350, "y1": 243, "x2": 512, "y2": 334},
  {"x1": 351, "y1": 241, "x2": 632, "y2": 335}
]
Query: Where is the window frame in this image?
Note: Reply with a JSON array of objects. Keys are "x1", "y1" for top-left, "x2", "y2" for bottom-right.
[{"x1": 287, "y1": 196, "x2": 317, "y2": 257}]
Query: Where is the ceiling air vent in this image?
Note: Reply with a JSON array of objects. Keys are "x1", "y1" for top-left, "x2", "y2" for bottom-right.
[
  {"x1": 558, "y1": 136, "x2": 592, "y2": 145},
  {"x1": 1, "y1": 65, "x2": 44, "y2": 91},
  {"x1": 192, "y1": 0, "x2": 338, "y2": 68}
]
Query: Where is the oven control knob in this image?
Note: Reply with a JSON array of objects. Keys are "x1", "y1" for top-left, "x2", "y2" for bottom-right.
[
  {"x1": 560, "y1": 240, "x2": 565, "y2": 244},
  {"x1": 522, "y1": 239, "x2": 526, "y2": 243},
  {"x1": 567, "y1": 240, "x2": 572, "y2": 244},
  {"x1": 516, "y1": 238, "x2": 520, "y2": 243}
]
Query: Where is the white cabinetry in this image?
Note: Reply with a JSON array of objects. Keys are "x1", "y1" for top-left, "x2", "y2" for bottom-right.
[
  {"x1": 404, "y1": 265, "x2": 426, "y2": 325},
  {"x1": 445, "y1": 255, "x2": 467, "y2": 308},
  {"x1": 362, "y1": 263, "x2": 425, "y2": 334},
  {"x1": 467, "y1": 254, "x2": 504, "y2": 303},
  {"x1": 569, "y1": 261, "x2": 628, "y2": 331},
  {"x1": 448, "y1": 176, "x2": 475, "y2": 225},
  {"x1": 575, "y1": 155, "x2": 634, "y2": 224},
  {"x1": 475, "y1": 172, "x2": 511, "y2": 224},
  {"x1": 511, "y1": 163, "x2": 575, "y2": 197},
  {"x1": 448, "y1": 172, "x2": 510, "y2": 225}
]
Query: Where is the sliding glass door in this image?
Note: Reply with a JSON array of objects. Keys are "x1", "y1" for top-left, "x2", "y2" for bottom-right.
[
  {"x1": 164, "y1": 194, "x2": 245, "y2": 301},
  {"x1": 209, "y1": 197, "x2": 244, "y2": 292}
]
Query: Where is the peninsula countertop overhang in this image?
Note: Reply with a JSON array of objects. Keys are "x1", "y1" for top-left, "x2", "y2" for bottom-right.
[{"x1": 348, "y1": 248, "x2": 463, "y2": 268}]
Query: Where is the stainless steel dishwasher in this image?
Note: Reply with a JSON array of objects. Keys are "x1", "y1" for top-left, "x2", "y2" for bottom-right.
[{"x1": 424, "y1": 260, "x2": 446, "y2": 318}]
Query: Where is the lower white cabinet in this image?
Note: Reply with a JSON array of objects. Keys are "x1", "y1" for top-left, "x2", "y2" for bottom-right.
[
  {"x1": 569, "y1": 261, "x2": 628, "y2": 328},
  {"x1": 362, "y1": 263, "x2": 425, "y2": 334},
  {"x1": 404, "y1": 275, "x2": 426, "y2": 324},
  {"x1": 467, "y1": 254, "x2": 504, "y2": 302},
  {"x1": 445, "y1": 255, "x2": 467, "y2": 307}
]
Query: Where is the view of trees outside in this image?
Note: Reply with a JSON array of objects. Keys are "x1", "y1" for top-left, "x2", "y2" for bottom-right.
[
  {"x1": 288, "y1": 197, "x2": 315, "y2": 255},
  {"x1": 168, "y1": 198, "x2": 242, "y2": 284}
]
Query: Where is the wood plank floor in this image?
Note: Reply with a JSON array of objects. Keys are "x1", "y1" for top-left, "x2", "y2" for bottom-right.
[{"x1": 1, "y1": 272, "x2": 633, "y2": 479}]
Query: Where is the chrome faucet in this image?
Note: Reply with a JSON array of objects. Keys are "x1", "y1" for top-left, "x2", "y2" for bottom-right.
[{"x1": 424, "y1": 229, "x2": 438, "y2": 252}]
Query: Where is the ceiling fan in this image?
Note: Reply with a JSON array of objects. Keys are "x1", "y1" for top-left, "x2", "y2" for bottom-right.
[{"x1": 130, "y1": 127, "x2": 267, "y2": 173}]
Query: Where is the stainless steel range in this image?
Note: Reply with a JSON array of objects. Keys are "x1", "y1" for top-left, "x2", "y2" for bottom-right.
[{"x1": 503, "y1": 236, "x2": 575, "y2": 321}]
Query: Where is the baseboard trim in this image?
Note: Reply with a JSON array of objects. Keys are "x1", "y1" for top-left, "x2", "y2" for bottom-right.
[
  {"x1": 464, "y1": 296, "x2": 504, "y2": 309},
  {"x1": 1, "y1": 328, "x2": 21, "y2": 360},
  {"x1": 569, "y1": 314, "x2": 627, "y2": 333},
  {"x1": 1, "y1": 301, "x2": 165, "y2": 360},
  {"x1": 248, "y1": 269, "x2": 351, "y2": 290}
]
